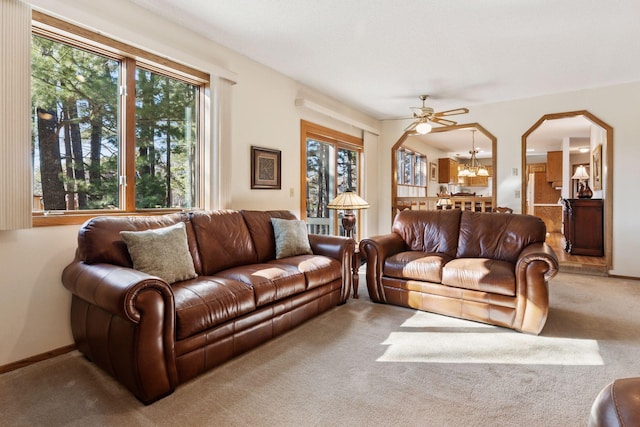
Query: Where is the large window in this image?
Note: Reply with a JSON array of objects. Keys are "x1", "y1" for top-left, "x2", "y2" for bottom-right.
[
  {"x1": 31, "y1": 12, "x2": 208, "y2": 224},
  {"x1": 397, "y1": 148, "x2": 426, "y2": 186},
  {"x1": 301, "y1": 120, "x2": 363, "y2": 238}
]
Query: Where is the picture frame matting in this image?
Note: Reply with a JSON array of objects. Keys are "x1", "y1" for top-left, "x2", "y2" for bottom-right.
[{"x1": 251, "y1": 146, "x2": 281, "y2": 189}]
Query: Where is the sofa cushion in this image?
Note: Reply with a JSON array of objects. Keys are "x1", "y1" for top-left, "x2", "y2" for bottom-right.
[
  {"x1": 271, "y1": 218, "x2": 313, "y2": 259},
  {"x1": 392, "y1": 209, "x2": 461, "y2": 257},
  {"x1": 384, "y1": 251, "x2": 453, "y2": 284},
  {"x1": 271, "y1": 255, "x2": 341, "y2": 290},
  {"x1": 172, "y1": 277, "x2": 256, "y2": 340},
  {"x1": 441, "y1": 258, "x2": 516, "y2": 296},
  {"x1": 78, "y1": 213, "x2": 189, "y2": 266},
  {"x1": 456, "y1": 211, "x2": 546, "y2": 263},
  {"x1": 120, "y1": 222, "x2": 197, "y2": 284},
  {"x1": 215, "y1": 264, "x2": 306, "y2": 307},
  {"x1": 241, "y1": 210, "x2": 297, "y2": 262},
  {"x1": 190, "y1": 210, "x2": 258, "y2": 275}
]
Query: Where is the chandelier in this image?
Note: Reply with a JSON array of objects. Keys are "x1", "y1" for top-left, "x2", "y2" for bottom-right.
[{"x1": 458, "y1": 129, "x2": 489, "y2": 178}]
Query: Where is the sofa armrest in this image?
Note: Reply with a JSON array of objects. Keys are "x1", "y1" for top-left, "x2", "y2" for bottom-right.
[
  {"x1": 62, "y1": 260, "x2": 178, "y2": 404},
  {"x1": 513, "y1": 242, "x2": 559, "y2": 334},
  {"x1": 308, "y1": 233, "x2": 353, "y2": 260},
  {"x1": 589, "y1": 377, "x2": 640, "y2": 427},
  {"x1": 62, "y1": 260, "x2": 175, "y2": 323},
  {"x1": 359, "y1": 233, "x2": 407, "y2": 303},
  {"x1": 308, "y1": 234, "x2": 355, "y2": 302},
  {"x1": 516, "y1": 242, "x2": 559, "y2": 282}
]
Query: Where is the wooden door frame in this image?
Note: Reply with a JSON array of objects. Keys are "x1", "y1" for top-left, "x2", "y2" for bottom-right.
[
  {"x1": 391, "y1": 123, "x2": 497, "y2": 223},
  {"x1": 521, "y1": 110, "x2": 613, "y2": 271}
]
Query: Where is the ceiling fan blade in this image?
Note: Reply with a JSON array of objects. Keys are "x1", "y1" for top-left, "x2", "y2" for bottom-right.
[
  {"x1": 430, "y1": 117, "x2": 458, "y2": 126},
  {"x1": 433, "y1": 107, "x2": 469, "y2": 117},
  {"x1": 404, "y1": 121, "x2": 419, "y2": 132}
]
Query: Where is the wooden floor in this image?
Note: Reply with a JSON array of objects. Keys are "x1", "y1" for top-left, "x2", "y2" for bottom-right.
[{"x1": 545, "y1": 232, "x2": 608, "y2": 275}]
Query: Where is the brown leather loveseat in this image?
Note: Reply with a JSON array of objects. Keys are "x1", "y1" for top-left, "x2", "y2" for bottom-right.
[
  {"x1": 360, "y1": 209, "x2": 558, "y2": 334},
  {"x1": 62, "y1": 209, "x2": 354, "y2": 404}
]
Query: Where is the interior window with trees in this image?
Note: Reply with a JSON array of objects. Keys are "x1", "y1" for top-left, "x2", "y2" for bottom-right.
[{"x1": 31, "y1": 14, "x2": 207, "y2": 221}]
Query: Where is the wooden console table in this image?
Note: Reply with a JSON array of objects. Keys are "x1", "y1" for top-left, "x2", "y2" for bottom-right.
[{"x1": 561, "y1": 198, "x2": 604, "y2": 256}]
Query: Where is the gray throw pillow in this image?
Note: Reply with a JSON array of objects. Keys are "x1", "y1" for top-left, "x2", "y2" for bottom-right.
[
  {"x1": 120, "y1": 222, "x2": 197, "y2": 284},
  {"x1": 271, "y1": 218, "x2": 313, "y2": 259}
]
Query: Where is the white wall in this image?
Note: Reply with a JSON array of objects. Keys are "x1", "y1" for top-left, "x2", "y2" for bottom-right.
[{"x1": 2, "y1": 0, "x2": 639, "y2": 368}]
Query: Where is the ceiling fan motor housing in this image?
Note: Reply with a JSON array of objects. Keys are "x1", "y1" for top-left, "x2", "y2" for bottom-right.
[{"x1": 414, "y1": 107, "x2": 434, "y2": 118}]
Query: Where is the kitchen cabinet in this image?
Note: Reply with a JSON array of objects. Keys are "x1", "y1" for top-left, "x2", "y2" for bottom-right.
[
  {"x1": 561, "y1": 198, "x2": 604, "y2": 256},
  {"x1": 546, "y1": 150, "x2": 562, "y2": 187},
  {"x1": 438, "y1": 158, "x2": 458, "y2": 184}
]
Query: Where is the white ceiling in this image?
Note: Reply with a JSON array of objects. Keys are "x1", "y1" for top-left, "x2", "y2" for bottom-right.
[
  {"x1": 130, "y1": 0, "x2": 640, "y2": 118},
  {"x1": 129, "y1": 0, "x2": 634, "y2": 153}
]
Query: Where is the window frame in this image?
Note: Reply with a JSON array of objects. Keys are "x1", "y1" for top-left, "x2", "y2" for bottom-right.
[
  {"x1": 300, "y1": 120, "x2": 364, "y2": 237},
  {"x1": 31, "y1": 11, "x2": 209, "y2": 226}
]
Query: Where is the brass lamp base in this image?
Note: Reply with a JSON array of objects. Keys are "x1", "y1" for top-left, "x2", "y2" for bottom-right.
[
  {"x1": 577, "y1": 181, "x2": 593, "y2": 199},
  {"x1": 341, "y1": 210, "x2": 356, "y2": 238}
]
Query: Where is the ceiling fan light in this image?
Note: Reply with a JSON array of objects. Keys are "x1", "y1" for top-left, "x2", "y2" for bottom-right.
[{"x1": 415, "y1": 122, "x2": 432, "y2": 134}]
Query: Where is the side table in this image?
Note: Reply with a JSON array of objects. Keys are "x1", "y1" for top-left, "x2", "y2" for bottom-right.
[{"x1": 352, "y1": 247, "x2": 360, "y2": 298}]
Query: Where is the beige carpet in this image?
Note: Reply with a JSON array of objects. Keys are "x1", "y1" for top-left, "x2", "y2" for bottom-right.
[{"x1": 2, "y1": 272, "x2": 640, "y2": 427}]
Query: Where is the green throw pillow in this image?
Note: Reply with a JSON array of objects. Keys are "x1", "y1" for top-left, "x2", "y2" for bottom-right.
[
  {"x1": 120, "y1": 222, "x2": 197, "y2": 284},
  {"x1": 271, "y1": 218, "x2": 313, "y2": 259}
]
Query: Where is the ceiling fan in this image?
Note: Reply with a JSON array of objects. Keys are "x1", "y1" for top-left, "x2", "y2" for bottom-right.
[{"x1": 404, "y1": 95, "x2": 469, "y2": 134}]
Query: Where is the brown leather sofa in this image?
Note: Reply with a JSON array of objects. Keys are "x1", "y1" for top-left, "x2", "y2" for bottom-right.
[
  {"x1": 62, "y1": 209, "x2": 354, "y2": 404},
  {"x1": 360, "y1": 209, "x2": 558, "y2": 334},
  {"x1": 589, "y1": 377, "x2": 640, "y2": 426}
]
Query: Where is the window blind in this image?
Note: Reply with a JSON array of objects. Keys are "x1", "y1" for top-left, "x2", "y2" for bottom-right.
[{"x1": 0, "y1": 0, "x2": 32, "y2": 229}]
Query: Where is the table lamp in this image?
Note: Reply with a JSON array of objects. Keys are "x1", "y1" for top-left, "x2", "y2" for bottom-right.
[
  {"x1": 327, "y1": 190, "x2": 369, "y2": 238},
  {"x1": 571, "y1": 165, "x2": 593, "y2": 199}
]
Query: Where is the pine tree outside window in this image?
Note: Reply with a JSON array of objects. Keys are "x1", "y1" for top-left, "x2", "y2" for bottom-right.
[
  {"x1": 301, "y1": 120, "x2": 363, "y2": 239},
  {"x1": 31, "y1": 12, "x2": 208, "y2": 225}
]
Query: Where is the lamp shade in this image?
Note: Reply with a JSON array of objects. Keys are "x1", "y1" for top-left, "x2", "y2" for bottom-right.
[
  {"x1": 477, "y1": 166, "x2": 489, "y2": 176},
  {"x1": 571, "y1": 165, "x2": 589, "y2": 180},
  {"x1": 327, "y1": 190, "x2": 369, "y2": 210}
]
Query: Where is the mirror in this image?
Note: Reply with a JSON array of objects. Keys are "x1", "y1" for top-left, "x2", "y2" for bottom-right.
[
  {"x1": 391, "y1": 123, "x2": 497, "y2": 220},
  {"x1": 522, "y1": 111, "x2": 612, "y2": 273}
]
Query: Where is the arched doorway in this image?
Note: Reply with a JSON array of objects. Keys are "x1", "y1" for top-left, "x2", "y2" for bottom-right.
[
  {"x1": 391, "y1": 123, "x2": 497, "y2": 221},
  {"x1": 522, "y1": 110, "x2": 613, "y2": 273}
]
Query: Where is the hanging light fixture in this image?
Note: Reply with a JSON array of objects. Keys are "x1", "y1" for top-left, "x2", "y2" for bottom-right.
[
  {"x1": 415, "y1": 118, "x2": 432, "y2": 135},
  {"x1": 458, "y1": 129, "x2": 489, "y2": 178}
]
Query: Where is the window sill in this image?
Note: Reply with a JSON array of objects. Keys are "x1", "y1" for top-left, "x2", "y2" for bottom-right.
[{"x1": 32, "y1": 209, "x2": 187, "y2": 227}]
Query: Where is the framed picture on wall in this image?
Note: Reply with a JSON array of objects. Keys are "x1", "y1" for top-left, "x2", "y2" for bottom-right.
[
  {"x1": 430, "y1": 162, "x2": 437, "y2": 182},
  {"x1": 592, "y1": 144, "x2": 602, "y2": 191},
  {"x1": 251, "y1": 146, "x2": 281, "y2": 189}
]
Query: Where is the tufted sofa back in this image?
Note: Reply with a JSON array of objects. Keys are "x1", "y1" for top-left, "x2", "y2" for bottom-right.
[
  {"x1": 240, "y1": 210, "x2": 297, "y2": 262},
  {"x1": 456, "y1": 210, "x2": 547, "y2": 263},
  {"x1": 78, "y1": 213, "x2": 195, "y2": 268},
  {"x1": 392, "y1": 209, "x2": 462, "y2": 257},
  {"x1": 77, "y1": 209, "x2": 302, "y2": 276},
  {"x1": 391, "y1": 209, "x2": 547, "y2": 263},
  {"x1": 189, "y1": 210, "x2": 258, "y2": 275}
]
